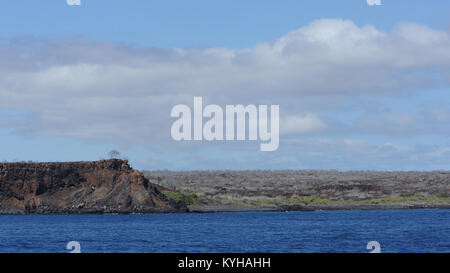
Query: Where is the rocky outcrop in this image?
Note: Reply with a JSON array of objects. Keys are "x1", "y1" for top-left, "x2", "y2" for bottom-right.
[{"x1": 0, "y1": 159, "x2": 188, "y2": 214}]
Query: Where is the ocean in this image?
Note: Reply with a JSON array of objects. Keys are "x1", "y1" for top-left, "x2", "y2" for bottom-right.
[{"x1": 0, "y1": 209, "x2": 448, "y2": 253}]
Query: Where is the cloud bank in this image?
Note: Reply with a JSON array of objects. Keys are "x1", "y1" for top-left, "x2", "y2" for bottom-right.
[{"x1": 0, "y1": 19, "x2": 449, "y2": 169}]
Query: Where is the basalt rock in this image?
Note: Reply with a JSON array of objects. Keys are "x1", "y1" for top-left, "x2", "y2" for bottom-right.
[{"x1": 0, "y1": 159, "x2": 188, "y2": 214}]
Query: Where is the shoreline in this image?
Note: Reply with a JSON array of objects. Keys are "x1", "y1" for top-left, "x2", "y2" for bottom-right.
[
  {"x1": 187, "y1": 203, "x2": 450, "y2": 213},
  {"x1": 0, "y1": 204, "x2": 449, "y2": 215}
]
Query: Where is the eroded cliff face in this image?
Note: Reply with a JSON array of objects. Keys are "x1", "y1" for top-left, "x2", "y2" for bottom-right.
[{"x1": 0, "y1": 159, "x2": 188, "y2": 214}]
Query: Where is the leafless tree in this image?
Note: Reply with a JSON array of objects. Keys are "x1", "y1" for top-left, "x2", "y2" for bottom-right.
[{"x1": 108, "y1": 150, "x2": 121, "y2": 159}]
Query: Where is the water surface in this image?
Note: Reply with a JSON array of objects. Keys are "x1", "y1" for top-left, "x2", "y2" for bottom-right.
[{"x1": 0, "y1": 209, "x2": 448, "y2": 253}]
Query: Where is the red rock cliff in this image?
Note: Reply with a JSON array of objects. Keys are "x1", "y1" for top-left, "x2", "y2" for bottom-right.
[{"x1": 0, "y1": 159, "x2": 187, "y2": 214}]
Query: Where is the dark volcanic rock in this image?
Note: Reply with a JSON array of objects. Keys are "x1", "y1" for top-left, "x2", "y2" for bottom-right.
[
  {"x1": 277, "y1": 205, "x2": 315, "y2": 212},
  {"x1": 0, "y1": 159, "x2": 188, "y2": 214}
]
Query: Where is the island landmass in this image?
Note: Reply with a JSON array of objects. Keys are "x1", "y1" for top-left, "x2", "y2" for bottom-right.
[{"x1": 0, "y1": 159, "x2": 448, "y2": 214}]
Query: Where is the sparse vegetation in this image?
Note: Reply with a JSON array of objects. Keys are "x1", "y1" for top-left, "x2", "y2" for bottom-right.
[
  {"x1": 163, "y1": 190, "x2": 198, "y2": 206},
  {"x1": 145, "y1": 170, "x2": 450, "y2": 208}
]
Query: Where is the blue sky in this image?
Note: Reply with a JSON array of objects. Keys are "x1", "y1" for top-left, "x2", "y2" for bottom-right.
[
  {"x1": 1, "y1": 0, "x2": 450, "y2": 48},
  {"x1": 0, "y1": 0, "x2": 449, "y2": 170}
]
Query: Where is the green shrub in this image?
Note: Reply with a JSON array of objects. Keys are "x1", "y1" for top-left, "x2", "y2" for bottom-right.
[{"x1": 163, "y1": 190, "x2": 198, "y2": 205}]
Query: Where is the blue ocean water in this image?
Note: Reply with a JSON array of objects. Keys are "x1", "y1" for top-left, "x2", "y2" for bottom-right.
[{"x1": 0, "y1": 209, "x2": 448, "y2": 253}]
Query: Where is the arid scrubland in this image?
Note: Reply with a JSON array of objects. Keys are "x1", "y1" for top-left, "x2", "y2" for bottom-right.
[{"x1": 144, "y1": 170, "x2": 450, "y2": 208}]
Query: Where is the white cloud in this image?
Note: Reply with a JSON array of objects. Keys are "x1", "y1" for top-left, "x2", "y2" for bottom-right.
[
  {"x1": 426, "y1": 147, "x2": 450, "y2": 158},
  {"x1": 281, "y1": 114, "x2": 327, "y2": 135},
  {"x1": 276, "y1": 137, "x2": 450, "y2": 170},
  {"x1": 0, "y1": 19, "x2": 449, "y2": 147},
  {"x1": 353, "y1": 109, "x2": 450, "y2": 137},
  {"x1": 66, "y1": 0, "x2": 81, "y2": 6},
  {"x1": 367, "y1": 0, "x2": 381, "y2": 6}
]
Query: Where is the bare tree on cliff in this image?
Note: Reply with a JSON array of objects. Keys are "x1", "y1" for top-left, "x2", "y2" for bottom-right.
[{"x1": 108, "y1": 150, "x2": 121, "y2": 159}]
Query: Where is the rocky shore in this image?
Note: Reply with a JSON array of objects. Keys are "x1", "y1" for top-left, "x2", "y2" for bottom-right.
[{"x1": 188, "y1": 203, "x2": 450, "y2": 213}]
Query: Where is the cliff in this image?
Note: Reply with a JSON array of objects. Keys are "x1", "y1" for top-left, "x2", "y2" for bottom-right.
[{"x1": 0, "y1": 159, "x2": 188, "y2": 214}]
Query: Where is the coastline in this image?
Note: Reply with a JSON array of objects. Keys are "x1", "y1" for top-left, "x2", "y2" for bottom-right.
[
  {"x1": 187, "y1": 203, "x2": 450, "y2": 213},
  {"x1": 1, "y1": 160, "x2": 448, "y2": 215},
  {"x1": 0, "y1": 204, "x2": 449, "y2": 215}
]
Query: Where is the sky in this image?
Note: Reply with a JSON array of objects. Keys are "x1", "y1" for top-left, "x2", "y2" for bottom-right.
[{"x1": 0, "y1": 0, "x2": 449, "y2": 171}]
